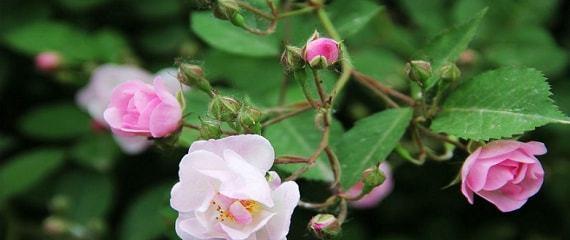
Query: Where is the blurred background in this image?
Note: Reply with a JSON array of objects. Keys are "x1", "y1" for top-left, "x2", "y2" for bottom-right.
[{"x1": 1, "y1": 0, "x2": 569, "y2": 239}]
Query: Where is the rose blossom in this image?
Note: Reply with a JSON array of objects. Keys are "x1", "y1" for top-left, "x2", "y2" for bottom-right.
[
  {"x1": 104, "y1": 77, "x2": 182, "y2": 138},
  {"x1": 35, "y1": 51, "x2": 62, "y2": 72},
  {"x1": 304, "y1": 37, "x2": 339, "y2": 66},
  {"x1": 461, "y1": 140, "x2": 546, "y2": 212},
  {"x1": 345, "y1": 162, "x2": 394, "y2": 209},
  {"x1": 170, "y1": 135, "x2": 300, "y2": 240},
  {"x1": 76, "y1": 65, "x2": 181, "y2": 153}
]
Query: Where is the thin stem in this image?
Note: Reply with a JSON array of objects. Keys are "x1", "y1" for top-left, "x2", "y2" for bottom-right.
[
  {"x1": 183, "y1": 123, "x2": 200, "y2": 130},
  {"x1": 262, "y1": 103, "x2": 312, "y2": 127},
  {"x1": 324, "y1": 146, "x2": 341, "y2": 191},
  {"x1": 352, "y1": 71, "x2": 416, "y2": 106},
  {"x1": 242, "y1": 20, "x2": 278, "y2": 35},
  {"x1": 316, "y1": 8, "x2": 340, "y2": 40},
  {"x1": 298, "y1": 196, "x2": 338, "y2": 210},
  {"x1": 277, "y1": 6, "x2": 316, "y2": 19},
  {"x1": 417, "y1": 125, "x2": 466, "y2": 150},
  {"x1": 312, "y1": 69, "x2": 328, "y2": 104},
  {"x1": 263, "y1": 101, "x2": 311, "y2": 114},
  {"x1": 337, "y1": 199, "x2": 348, "y2": 224},
  {"x1": 412, "y1": 123, "x2": 427, "y2": 162},
  {"x1": 236, "y1": 0, "x2": 274, "y2": 20},
  {"x1": 353, "y1": 72, "x2": 399, "y2": 108},
  {"x1": 285, "y1": 125, "x2": 330, "y2": 181},
  {"x1": 274, "y1": 155, "x2": 308, "y2": 164}
]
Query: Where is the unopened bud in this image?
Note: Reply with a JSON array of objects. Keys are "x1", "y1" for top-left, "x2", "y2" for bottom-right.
[
  {"x1": 281, "y1": 46, "x2": 304, "y2": 71},
  {"x1": 199, "y1": 118, "x2": 223, "y2": 139},
  {"x1": 439, "y1": 63, "x2": 461, "y2": 82},
  {"x1": 361, "y1": 166, "x2": 386, "y2": 195},
  {"x1": 178, "y1": 63, "x2": 212, "y2": 94},
  {"x1": 43, "y1": 216, "x2": 69, "y2": 236},
  {"x1": 230, "y1": 13, "x2": 246, "y2": 28},
  {"x1": 36, "y1": 51, "x2": 62, "y2": 73},
  {"x1": 308, "y1": 214, "x2": 341, "y2": 239},
  {"x1": 304, "y1": 33, "x2": 339, "y2": 69},
  {"x1": 405, "y1": 60, "x2": 432, "y2": 87},
  {"x1": 238, "y1": 105, "x2": 262, "y2": 133},
  {"x1": 213, "y1": 0, "x2": 239, "y2": 20},
  {"x1": 209, "y1": 95, "x2": 241, "y2": 121}
]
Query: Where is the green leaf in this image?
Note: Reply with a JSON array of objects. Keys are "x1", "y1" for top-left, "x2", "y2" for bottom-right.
[
  {"x1": 120, "y1": 184, "x2": 171, "y2": 240},
  {"x1": 4, "y1": 21, "x2": 99, "y2": 64},
  {"x1": 328, "y1": 0, "x2": 383, "y2": 38},
  {"x1": 191, "y1": 12, "x2": 280, "y2": 57},
  {"x1": 57, "y1": 0, "x2": 109, "y2": 11},
  {"x1": 421, "y1": 8, "x2": 487, "y2": 89},
  {"x1": 431, "y1": 68, "x2": 570, "y2": 140},
  {"x1": 336, "y1": 108, "x2": 412, "y2": 188},
  {"x1": 398, "y1": 0, "x2": 447, "y2": 36},
  {"x1": 264, "y1": 111, "x2": 344, "y2": 181},
  {"x1": 94, "y1": 30, "x2": 131, "y2": 63},
  {"x1": 54, "y1": 171, "x2": 113, "y2": 223},
  {"x1": 70, "y1": 134, "x2": 120, "y2": 172},
  {"x1": 352, "y1": 48, "x2": 407, "y2": 89},
  {"x1": 19, "y1": 103, "x2": 91, "y2": 140},
  {"x1": 0, "y1": 148, "x2": 65, "y2": 202}
]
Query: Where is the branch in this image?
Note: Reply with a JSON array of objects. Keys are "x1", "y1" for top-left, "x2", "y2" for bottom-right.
[{"x1": 352, "y1": 70, "x2": 416, "y2": 106}]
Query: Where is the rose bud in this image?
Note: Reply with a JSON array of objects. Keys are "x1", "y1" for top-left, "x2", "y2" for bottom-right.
[
  {"x1": 308, "y1": 214, "x2": 341, "y2": 239},
  {"x1": 209, "y1": 95, "x2": 241, "y2": 122},
  {"x1": 178, "y1": 63, "x2": 213, "y2": 94},
  {"x1": 199, "y1": 117, "x2": 223, "y2": 139},
  {"x1": 281, "y1": 46, "x2": 304, "y2": 71},
  {"x1": 439, "y1": 62, "x2": 461, "y2": 82},
  {"x1": 237, "y1": 104, "x2": 262, "y2": 133},
  {"x1": 405, "y1": 60, "x2": 432, "y2": 87},
  {"x1": 345, "y1": 162, "x2": 394, "y2": 209},
  {"x1": 303, "y1": 34, "x2": 340, "y2": 69},
  {"x1": 35, "y1": 51, "x2": 62, "y2": 72},
  {"x1": 103, "y1": 77, "x2": 183, "y2": 138},
  {"x1": 461, "y1": 140, "x2": 546, "y2": 212}
]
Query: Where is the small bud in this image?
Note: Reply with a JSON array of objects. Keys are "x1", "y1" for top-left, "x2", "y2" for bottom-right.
[
  {"x1": 308, "y1": 214, "x2": 341, "y2": 239},
  {"x1": 361, "y1": 166, "x2": 386, "y2": 195},
  {"x1": 49, "y1": 195, "x2": 70, "y2": 213},
  {"x1": 178, "y1": 63, "x2": 212, "y2": 94},
  {"x1": 458, "y1": 49, "x2": 477, "y2": 65},
  {"x1": 213, "y1": 0, "x2": 239, "y2": 20},
  {"x1": 209, "y1": 95, "x2": 241, "y2": 121},
  {"x1": 230, "y1": 13, "x2": 246, "y2": 28},
  {"x1": 280, "y1": 46, "x2": 304, "y2": 71},
  {"x1": 439, "y1": 63, "x2": 461, "y2": 82},
  {"x1": 35, "y1": 51, "x2": 62, "y2": 72},
  {"x1": 43, "y1": 216, "x2": 69, "y2": 236},
  {"x1": 199, "y1": 118, "x2": 223, "y2": 139},
  {"x1": 405, "y1": 60, "x2": 432, "y2": 87},
  {"x1": 237, "y1": 105, "x2": 262, "y2": 133},
  {"x1": 304, "y1": 34, "x2": 340, "y2": 69}
]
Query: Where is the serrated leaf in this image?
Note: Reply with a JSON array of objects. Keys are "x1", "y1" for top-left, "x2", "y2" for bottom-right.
[
  {"x1": 54, "y1": 171, "x2": 113, "y2": 223},
  {"x1": 19, "y1": 103, "x2": 91, "y2": 140},
  {"x1": 421, "y1": 8, "x2": 487, "y2": 89},
  {"x1": 328, "y1": 0, "x2": 383, "y2": 38},
  {"x1": 191, "y1": 12, "x2": 279, "y2": 57},
  {"x1": 264, "y1": 111, "x2": 344, "y2": 181},
  {"x1": 120, "y1": 184, "x2": 171, "y2": 240},
  {"x1": 336, "y1": 108, "x2": 412, "y2": 189},
  {"x1": 0, "y1": 148, "x2": 65, "y2": 202},
  {"x1": 431, "y1": 67, "x2": 570, "y2": 140}
]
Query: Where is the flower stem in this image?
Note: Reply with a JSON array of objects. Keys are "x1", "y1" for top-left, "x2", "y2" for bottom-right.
[
  {"x1": 236, "y1": 0, "x2": 274, "y2": 20},
  {"x1": 312, "y1": 69, "x2": 328, "y2": 104},
  {"x1": 277, "y1": 6, "x2": 316, "y2": 19}
]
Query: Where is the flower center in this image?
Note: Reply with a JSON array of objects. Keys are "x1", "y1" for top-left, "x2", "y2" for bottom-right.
[{"x1": 210, "y1": 195, "x2": 261, "y2": 225}]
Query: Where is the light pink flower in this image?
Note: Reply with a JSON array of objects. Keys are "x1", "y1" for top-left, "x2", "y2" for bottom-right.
[
  {"x1": 461, "y1": 140, "x2": 546, "y2": 212},
  {"x1": 345, "y1": 162, "x2": 394, "y2": 209},
  {"x1": 77, "y1": 65, "x2": 183, "y2": 153},
  {"x1": 304, "y1": 37, "x2": 339, "y2": 65},
  {"x1": 104, "y1": 78, "x2": 182, "y2": 138},
  {"x1": 170, "y1": 135, "x2": 300, "y2": 240},
  {"x1": 35, "y1": 51, "x2": 62, "y2": 72}
]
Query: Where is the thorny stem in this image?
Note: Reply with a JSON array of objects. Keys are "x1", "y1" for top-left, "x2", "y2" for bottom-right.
[
  {"x1": 312, "y1": 69, "x2": 328, "y2": 104},
  {"x1": 352, "y1": 71, "x2": 416, "y2": 106},
  {"x1": 324, "y1": 146, "x2": 341, "y2": 190},
  {"x1": 262, "y1": 103, "x2": 312, "y2": 127}
]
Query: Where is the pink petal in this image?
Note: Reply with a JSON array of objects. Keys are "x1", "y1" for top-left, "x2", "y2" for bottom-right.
[
  {"x1": 148, "y1": 102, "x2": 182, "y2": 138},
  {"x1": 229, "y1": 201, "x2": 253, "y2": 225},
  {"x1": 482, "y1": 165, "x2": 514, "y2": 191},
  {"x1": 188, "y1": 135, "x2": 275, "y2": 174},
  {"x1": 262, "y1": 181, "x2": 300, "y2": 240},
  {"x1": 465, "y1": 155, "x2": 506, "y2": 192},
  {"x1": 478, "y1": 140, "x2": 521, "y2": 159},
  {"x1": 521, "y1": 141, "x2": 547, "y2": 156},
  {"x1": 175, "y1": 213, "x2": 210, "y2": 239},
  {"x1": 304, "y1": 38, "x2": 339, "y2": 64},
  {"x1": 476, "y1": 189, "x2": 527, "y2": 212},
  {"x1": 508, "y1": 163, "x2": 544, "y2": 201},
  {"x1": 113, "y1": 135, "x2": 151, "y2": 154}
]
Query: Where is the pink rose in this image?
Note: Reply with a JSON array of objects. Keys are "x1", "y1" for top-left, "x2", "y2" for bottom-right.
[
  {"x1": 304, "y1": 37, "x2": 339, "y2": 67},
  {"x1": 104, "y1": 77, "x2": 182, "y2": 138},
  {"x1": 170, "y1": 135, "x2": 300, "y2": 240},
  {"x1": 35, "y1": 51, "x2": 62, "y2": 72},
  {"x1": 461, "y1": 140, "x2": 546, "y2": 212},
  {"x1": 345, "y1": 162, "x2": 394, "y2": 209}
]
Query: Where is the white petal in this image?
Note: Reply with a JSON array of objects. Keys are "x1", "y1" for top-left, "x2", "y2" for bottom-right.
[{"x1": 263, "y1": 181, "x2": 300, "y2": 240}]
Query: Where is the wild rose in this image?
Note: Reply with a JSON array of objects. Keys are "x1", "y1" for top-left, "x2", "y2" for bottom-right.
[
  {"x1": 345, "y1": 162, "x2": 394, "y2": 209},
  {"x1": 304, "y1": 37, "x2": 339, "y2": 68},
  {"x1": 35, "y1": 51, "x2": 62, "y2": 72},
  {"x1": 461, "y1": 140, "x2": 546, "y2": 212},
  {"x1": 77, "y1": 65, "x2": 182, "y2": 153},
  {"x1": 170, "y1": 135, "x2": 300, "y2": 240},
  {"x1": 104, "y1": 77, "x2": 182, "y2": 138}
]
